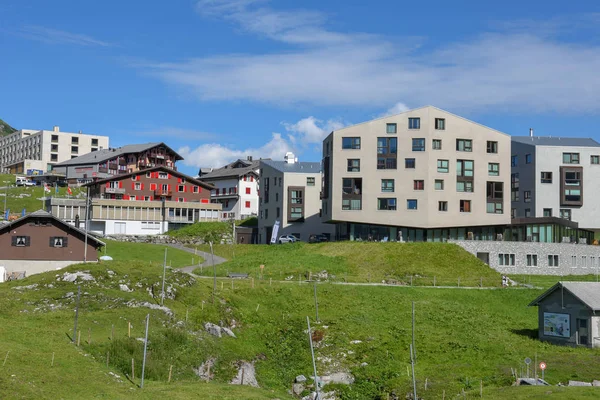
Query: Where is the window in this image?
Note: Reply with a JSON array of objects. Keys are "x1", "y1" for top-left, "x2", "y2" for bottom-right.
[
  {"x1": 91, "y1": 138, "x2": 98, "y2": 146},
  {"x1": 456, "y1": 139, "x2": 472, "y2": 152},
  {"x1": 511, "y1": 173, "x2": 519, "y2": 201},
  {"x1": 135, "y1": 182, "x2": 142, "y2": 190},
  {"x1": 541, "y1": 171, "x2": 552, "y2": 183},
  {"x1": 51, "y1": 144, "x2": 58, "y2": 152},
  {"x1": 488, "y1": 163, "x2": 499, "y2": 176},
  {"x1": 405, "y1": 158, "x2": 416, "y2": 169},
  {"x1": 407, "y1": 199, "x2": 418, "y2": 210},
  {"x1": 51, "y1": 154, "x2": 58, "y2": 162},
  {"x1": 377, "y1": 157, "x2": 397, "y2": 170},
  {"x1": 377, "y1": 198, "x2": 397, "y2": 210},
  {"x1": 524, "y1": 191, "x2": 531, "y2": 202},
  {"x1": 413, "y1": 180, "x2": 424, "y2": 190},
  {"x1": 438, "y1": 201, "x2": 447, "y2": 211},
  {"x1": 563, "y1": 153, "x2": 580, "y2": 164},
  {"x1": 408, "y1": 117, "x2": 420, "y2": 129},
  {"x1": 265, "y1": 209, "x2": 268, "y2": 219},
  {"x1": 377, "y1": 137, "x2": 397, "y2": 169},
  {"x1": 487, "y1": 141, "x2": 498, "y2": 154},
  {"x1": 159, "y1": 172, "x2": 168, "y2": 179},
  {"x1": 560, "y1": 209, "x2": 572, "y2": 220},
  {"x1": 456, "y1": 181, "x2": 473, "y2": 192},
  {"x1": 275, "y1": 193, "x2": 279, "y2": 202},
  {"x1": 434, "y1": 179, "x2": 444, "y2": 190},
  {"x1": 548, "y1": 255, "x2": 559, "y2": 267},
  {"x1": 51, "y1": 237, "x2": 67, "y2": 248},
  {"x1": 347, "y1": 159, "x2": 360, "y2": 172},
  {"x1": 437, "y1": 159, "x2": 449, "y2": 173},
  {"x1": 526, "y1": 254, "x2": 538, "y2": 267},
  {"x1": 543, "y1": 208, "x2": 552, "y2": 217},
  {"x1": 288, "y1": 188, "x2": 304, "y2": 221},
  {"x1": 276, "y1": 207, "x2": 280, "y2": 218},
  {"x1": 71, "y1": 146, "x2": 78, "y2": 154},
  {"x1": 498, "y1": 253, "x2": 516, "y2": 266},
  {"x1": 381, "y1": 179, "x2": 394, "y2": 192},
  {"x1": 412, "y1": 138, "x2": 425, "y2": 151},
  {"x1": 246, "y1": 187, "x2": 252, "y2": 194},
  {"x1": 487, "y1": 182, "x2": 504, "y2": 214},
  {"x1": 71, "y1": 137, "x2": 79, "y2": 144},
  {"x1": 342, "y1": 178, "x2": 362, "y2": 210},
  {"x1": 51, "y1": 134, "x2": 58, "y2": 143},
  {"x1": 525, "y1": 154, "x2": 532, "y2": 164},
  {"x1": 511, "y1": 208, "x2": 517, "y2": 218},
  {"x1": 342, "y1": 137, "x2": 361, "y2": 149},
  {"x1": 177, "y1": 185, "x2": 185, "y2": 192},
  {"x1": 592, "y1": 155, "x2": 600, "y2": 165},
  {"x1": 435, "y1": 118, "x2": 445, "y2": 130},
  {"x1": 460, "y1": 200, "x2": 471, "y2": 213},
  {"x1": 525, "y1": 208, "x2": 531, "y2": 217},
  {"x1": 386, "y1": 123, "x2": 397, "y2": 134},
  {"x1": 564, "y1": 189, "x2": 581, "y2": 202},
  {"x1": 91, "y1": 148, "x2": 98, "y2": 152},
  {"x1": 511, "y1": 155, "x2": 517, "y2": 167},
  {"x1": 432, "y1": 139, "x2": 442, "y2": 150},
  {"x1": 306, "y1": 177, "x2": 315, "y2": 186},
  {"x1": 12, "y1": 236, "x2": 29, "y2": 247}
]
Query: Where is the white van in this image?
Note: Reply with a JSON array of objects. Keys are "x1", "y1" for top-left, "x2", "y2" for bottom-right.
[{"x1": 15, "y1": 176, "x2": 27, "y2": 186}]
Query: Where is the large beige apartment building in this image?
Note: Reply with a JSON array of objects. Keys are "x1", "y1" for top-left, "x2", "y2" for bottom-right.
[
  {"x1": 0, "y1": 126, "x2": 109, "y2": 175},
  {"x1": 321, "y1": 106, "x2": 511, "y2": 241}
]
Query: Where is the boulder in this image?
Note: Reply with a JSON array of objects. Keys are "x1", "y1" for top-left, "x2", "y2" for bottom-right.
[
  {"x1": 221, "y1": 326, "x2": 236, "y2": 338},
  {"x1": 292, "y1": 383, "x2": 304, "y2": 395},
  {"x1": 193, "y1": 357, "x2": 215, "y2": 381},
  {"x1": 230, "y1": 361, "x2": 259, "y2": 387},
  {"x1": 119, "y1": 284, "x2": 132, "y2": 292},
  {"x1": 295, "y1": 375, "x2": 307, "y2": 383},
  {"x1": 205, "y1": 322, "x2": 222, "y2": 337}
]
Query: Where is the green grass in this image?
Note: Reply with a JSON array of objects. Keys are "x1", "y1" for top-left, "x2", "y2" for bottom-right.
[
  {"x1": 512, "y1": 274, "x2": 600, "y2": 290},
  {"x1": 0, "y1": 118, "x2": 16, "y2": 136},
  {"x1": 192, "y1": 242, "x2": 503, "y2": 286},
  {"x1": 103, "y1": 240, "x2": 203, "y2": 268}
]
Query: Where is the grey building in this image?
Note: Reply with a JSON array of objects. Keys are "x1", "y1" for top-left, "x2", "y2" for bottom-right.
[
  {"x1": 511, "y1": 135, "x2": 600, "y2": 232},
  {"x1": 258, "y1": 153, "x2": 335, "y2": 244},
  {"x1": 529, "y1": 282, "x2": 600, "y2": 348}
]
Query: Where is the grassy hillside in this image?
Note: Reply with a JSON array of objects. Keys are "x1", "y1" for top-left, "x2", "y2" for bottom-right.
[
  {"x1": 0, "y1": 118, "x2": 16, "y2": 136},
  {"x1": 1, "y1": 260, "x2": 599, "y2": 399},
  {"x1": 193, "y1": 242, "x2": 503, "y2": 287},
  {"x1": 103, "y1": 240, "x2": 203, "y2": 267}
]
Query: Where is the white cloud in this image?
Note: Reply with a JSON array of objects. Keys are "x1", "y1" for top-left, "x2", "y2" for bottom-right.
[
  {"x1": 16, "y1": 25, "x2": 111, "y2": 47},
  {"x1": 177, "y1": 132, "x2": 293, "y2": 169},
  {"x1": 141, "y1": 4, "x2": 600, "y2": 114},
  {"x1": 283, "y1": 117, "x2": 346, "y2": 145},
  {"x1": 377, "y1": 102, "x2": 410, "y2": 118}
]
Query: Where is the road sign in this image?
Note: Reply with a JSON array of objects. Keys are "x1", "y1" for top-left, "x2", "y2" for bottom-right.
[
  {"x1": 524, "y1": 357, "x2": 531, "y2": 365},
  {"x1": 540, "y1": 362, "x2": 547, "y2": 370}
]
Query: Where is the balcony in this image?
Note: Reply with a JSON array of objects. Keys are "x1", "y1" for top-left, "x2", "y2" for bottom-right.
[
  {"x1": 98, "y1": 167, "x2": 108, "y2": 173},
  {"x1": 154, "y1": 189, "x2": 172, "y2": 197},
  {"x1": 105, "y1": 187, "x2": 126, "y2": 194},
  {"x1": 108, "y1": 163, "x2": 118, "y2": 170}
]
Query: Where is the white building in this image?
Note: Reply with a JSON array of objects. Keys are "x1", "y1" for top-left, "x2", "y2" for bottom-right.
[
  {"x1": 0, "y1": 125, "x2": 109, "y2": 175},
  {"x1": 199, "y1": 157, "x2": 260, "y2": 220},
  {"x1": 258, "y1": 153, "x2": 335, "y2": 244},
  {"x1": 511, "y1": 135, "x2": 600, "y2": 232}
]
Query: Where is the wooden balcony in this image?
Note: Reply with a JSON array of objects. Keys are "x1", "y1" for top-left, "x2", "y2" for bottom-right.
[{"x1": 154, "y1": 189, "x2": 172, "y2": 197}]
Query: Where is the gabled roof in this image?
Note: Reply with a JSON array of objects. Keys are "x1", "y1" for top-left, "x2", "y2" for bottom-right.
[
  {"x1": 200, "y1": 159, "x2": 261, "y2": 181},
  {"x1": 528, "y1": 281, "x2": 600, "y2": 311},
  {"x1": 0, "y1": 210, "x2": 105, "y2": 247},
  {"x1": 511, "y1": 136, "x2": 600, "y2": 148},
  {"x1": 55, "y1": 142, "x2": 183, "y2": 166},
  {"x1": 84, "y1": 166, "x2": 215, "y2": 190},
  {"x1": 261, "y1": 160, "x2": 321, "y2": 174}
]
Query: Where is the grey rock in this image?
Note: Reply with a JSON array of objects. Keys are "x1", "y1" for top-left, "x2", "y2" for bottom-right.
[
  {"x1": 221, "y1": 326, "x2": 236, "y2": 338},
  {"x1": 295, "y1": 375, "x2": 307, "y2": 383},
  {"x1": 230, "y1": 361, "x2": 259, "y2": 387},
  {"x1": 205, "y1": 322, "x2": 222, "y2": 337},
  {"x1": 119, "y1": 284, "x2": 132, "y2": 292},
  {"x1": 292, "y1": 383, "x2": 304, "y2": 395},
  {"x1": 568, "y1": 380, "x2": 592, "y2": 386},
  {"x1": 592, "y1": 380, "x2": 600, "y2": 387},
  {"x1": 193, "y1": 357, "x2": 215, "y2": 381}
]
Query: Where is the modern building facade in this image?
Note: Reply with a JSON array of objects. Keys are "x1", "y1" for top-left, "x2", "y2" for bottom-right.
[
  {"x1": 52, "y1": 142, "x2": 182, "y2": 184},
  {"x1": 47, "y1": 166, "x2": 221, "y2": 235},
  {"x1": 258, "y1": 153, "x2": 334, "y2": 244},
  {"x1": 322, "y1": 106, "x2": 511, "y2": 242},
  {"x1": 0, "y1": 126, "x2": 109, "y2": 175},
  {"x1": 199, "y1": 157, "x2": 260, "y2": 220},
  {"x1": 511, "y1": 136, "x2": 600, "y2": 232}
]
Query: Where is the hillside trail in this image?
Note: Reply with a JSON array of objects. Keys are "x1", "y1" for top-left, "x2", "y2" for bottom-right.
[{"x1": 166, "y1": 243, "x2": 227, "y2": 273}]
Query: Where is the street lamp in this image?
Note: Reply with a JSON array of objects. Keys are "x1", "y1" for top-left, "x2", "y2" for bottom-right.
[{"x1": 2, "y1": 180, "x2": 9, "y2": 220}]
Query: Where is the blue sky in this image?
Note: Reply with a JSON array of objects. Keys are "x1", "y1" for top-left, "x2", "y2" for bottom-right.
[{"x1": 1, "y1": 0, "x2": 599, "y2": 176}]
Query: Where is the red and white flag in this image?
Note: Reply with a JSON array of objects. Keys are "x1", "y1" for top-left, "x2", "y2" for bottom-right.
[
  {"x1": 44, "y1": 184, "x2": 51, "y2": 193},
  {"x1": 67, "y1": 187, "x2": 73, "y2": 195}
]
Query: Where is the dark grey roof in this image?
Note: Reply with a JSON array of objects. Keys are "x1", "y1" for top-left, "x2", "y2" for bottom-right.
[
  {"x1": 511, "y1": 136, "x2": 600, "y2": 147},
  {"x1": 528, "y1": 281, "x2": 600, "y2": 311},
  {"x1": 261, "y1": 160, "x2": 321, "y2": 174},
  {"x1": 200, "y1": 159, "x2": 261, "y2": 180},
  {"x1": 0, "y1": 210, "x2": 105, "y2": 247},
  {"x1": 55, "y1": 142, "x2": 183, "y2": 166}
]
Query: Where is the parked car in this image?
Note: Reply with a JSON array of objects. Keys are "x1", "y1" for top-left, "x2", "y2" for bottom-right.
[
  {"x1": 278, "y1": 235, "x2": 298, "y2": 244},
  {"x1": 24, "y1": 180, "x2": 37, "y2": 187},
  {"x1": 15, "y1": 176, "x2": 27, "y2": 186},
  {"x1": 308, "y1": 234, "x2": 329, "y2": 243}
]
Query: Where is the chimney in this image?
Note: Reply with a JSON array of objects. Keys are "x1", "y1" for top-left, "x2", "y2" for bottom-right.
[
  {"x1": 53, "y1": 126, "x2": 60, "y2": 132},
  {"x1": 529, "y1": 128, "x2": 534, "y2": 137},
  {"x1": 247, "y1": 156, "x2": 253, "y2": 161},
  {"x1": 284, "y1": 152, "x2": 296, "y2": 164}
]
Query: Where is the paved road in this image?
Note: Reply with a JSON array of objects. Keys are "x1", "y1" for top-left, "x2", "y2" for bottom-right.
[{"x1": 167, "y1": 243, "x2": 228, "y2": 273}]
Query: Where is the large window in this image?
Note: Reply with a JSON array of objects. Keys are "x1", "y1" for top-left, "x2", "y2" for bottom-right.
[
  {"x1": 434, "y1": 179, "x2": 444, "y2": 190},
  {"x1": 524, "y1": 190, "x2": 531, "y2": 202},
  {"x1": 437, "y1": 159, "x2": 449, "y2": 173},
  {"x1": 591, "y1": 155, "x2": 600, "y2": 165},
  {"x1": 288, "y1": 187, "x2": 304, "y2": 221},
  {"x1": 407, "y1": 199, "x2": 418, "y2": 210},
  {"x1": 548, "y1": 255, "x2": 559, "y2": 267},
  {"x1": 456, "y1": 139, "x2": 472, "y2": 152},
  {"x1": 377, "y1": 137, "x2": 397, "y2": 170},
  {"x1": 456, "y1": 160, "x2": 474, "y2": 177},
  {"x1": 408, "y1": 118, "x2": 420, "y2": 129},
  {"x1": 498, "y1": 254, "x2": 516, "y2": 266},
  {"x1": 487, "y1": 141, "x2": 498, "y2": 154},
  {"x1": 342, "y1": 137, "x2": 361, "y2": 149},
  {"x1": 486, "y1": 181, "x2": 504, "y2": 214},
  {"x1": 435, "y1": 118, "x2": 445, "y2": 130},
  {"x1": 511, "y1": 155, "x2": 517, "y2": 167},
  {"x1": 386, "y1": 123, "x2": 397, "y2": 134},
  {"x1": 563, "y1": 153, "x2": 580, "y2": 164},
  {"x1": 378, "y1": 198, "x2": 397, "y2": 210},
  {"x1": 412, "y1": 138, "x2": 425, "y2": 152},
  {"x1": 342, "y1": 178, "x2": 362, "y2": 210},
  {"x1": 347, "y1": 159, "x2": 360, "y2": 172},
  {"x1": 511, "y1": 173, "x2": 520, "y2": 201},
  {"x1": 456, "y1": 181, "x2": 473, "y2": 192},
  {"x1": 488, "y1": 163, "x2": 499, "y2": 176},
  {"x1": 541, "y1": 171, "x2": 552, "y2": 183},
  {"x1": 527, "y1": 254, "x2": 538, "y2": 267},
  {"x1": 561, "y1": 167, "x2": 583, "y2": 206},
  {"x1": 405, "y1": 158, "x2": 416, "y2": 169},
  {"x1": 381, "y1": 179, "x2": 394, "y2": 192},
  {"x1": 525, "y1": 154, "x2": 532, "y2": 164},
  {"x1": 377, "y1": 157, "x2": 397, "y2": 170}
]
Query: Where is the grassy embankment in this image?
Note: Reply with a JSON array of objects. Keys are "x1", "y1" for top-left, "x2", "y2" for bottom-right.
[{"x1": 102, "y1": 239, "x2": 203, "y2": 267}]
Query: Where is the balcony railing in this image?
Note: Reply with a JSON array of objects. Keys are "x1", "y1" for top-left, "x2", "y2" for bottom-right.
[
  {"x1": 98, "y1": 167, "x2": 108, "y2": 173},
  {"x1": 154, "y1": 189, "x2": 172, "y2": 197},
  {"x1": 105, "y1": 187, "x2": 126, "y2": 194}
]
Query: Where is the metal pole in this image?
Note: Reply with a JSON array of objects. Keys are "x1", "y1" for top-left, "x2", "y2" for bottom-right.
[
  {"x1": 161, "y1": 248, "x2": 167, "y2": 305},
  {"x1": 3, "y1": 182, "x2": 7, "y2": 218},
  {"x1": 306, "y1": 316, "x2": 320, "y2": 400},
  {"x1": 410, "y1": 344, "x2": 418, "y2": 400},
  {"x1": 314, "y1": 281, "x2": 320, "y2": 323},
  {"x1": 210, "y1": 241, "x2": 216, "y2": 304},
  {"x1": 72, "y1": 285, "x2": 81, "y2": 343},
  {"x1": 140, "y1": 314, "x2": 150, "y2": 388},
  {"x1": 412, "y1": 301, "x2": 416, "y2": 362},
  {"x1": 83, "y1": 185, "x2": 90, "y2": 262}
]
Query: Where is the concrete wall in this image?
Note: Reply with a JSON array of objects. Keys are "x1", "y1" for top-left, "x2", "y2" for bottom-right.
[
  {"x1": 453, "y1": 240, "x2": 600, "y2": 275},
  {"x1": 535, "y1": 289, "x2": 598, "y2": 348},
  {"x1": 324, "y1": 106, "x2": 511, "y2": 228}
]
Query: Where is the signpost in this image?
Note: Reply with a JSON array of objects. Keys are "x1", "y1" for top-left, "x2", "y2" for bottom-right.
[
  {"x1": 540, "y1": 362, "x2": 546, "y2": 381},
  {"x1": 524, "y1": 357, "x2": 531, "y2": 378}
]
